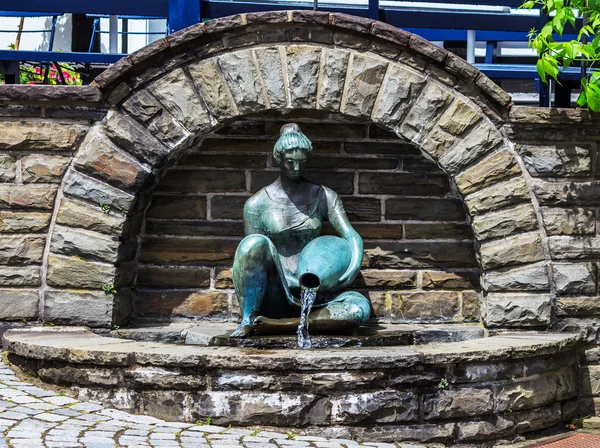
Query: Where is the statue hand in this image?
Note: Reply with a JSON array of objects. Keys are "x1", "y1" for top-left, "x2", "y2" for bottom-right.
[{"x1": 337, "y1": 259, "x2": 361, "y2": 289}]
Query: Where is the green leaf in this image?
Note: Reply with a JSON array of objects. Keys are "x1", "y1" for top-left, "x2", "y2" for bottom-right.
[
  {"x1": 585, "y1": 84, "x2": 600, "y2": 111},
  {"x1": 520, "y1": 0, "x2": 536, "y2": 8},
  {"x1": 593, "y1": 34, "x2": 600, "y2": 50},
  {"x1": 542, "y1": 56, "x2": 560, "y2": 80},
  {"x1": 577, "y1": 90, "x2": 587, "y2": 106},
  {"x1": 541, "y1": 22, "x2": 554, "y2": 38},
  {"x1": 536, "y1": 59, "x2": 548, "y2": 83}
]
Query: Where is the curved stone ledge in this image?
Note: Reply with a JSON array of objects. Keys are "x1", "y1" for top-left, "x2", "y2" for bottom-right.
[
  {"x1": 1, "y1": 328, "x2": 583, "y2": 444},
  {"x1": 0, "y1": 85, "x2": 103, "y2": 104}
]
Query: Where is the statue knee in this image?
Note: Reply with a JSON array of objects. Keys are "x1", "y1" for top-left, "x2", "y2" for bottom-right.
[{"x1": 235, "y1": 234, "x2": 273, "y2": 260}]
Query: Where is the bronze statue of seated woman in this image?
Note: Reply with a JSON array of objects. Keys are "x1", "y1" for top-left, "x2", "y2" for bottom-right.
[{"x1": 230, "y1": 123, "x2": 371, "y2": 338}]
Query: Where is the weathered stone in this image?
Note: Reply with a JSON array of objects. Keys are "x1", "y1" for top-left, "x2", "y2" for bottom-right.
[
  {"x1": 579, "y1": 365, "x2": 600, "y2": 396},
  {"x1": 341, "y1": 55, "x2": 387, "y2": 117},
  {"x1": 104, "y1": 113, "x2": 171, "y2": 167},
  {"x1": 254, "y1": 47, "x2": 286, "y2": 109},
  {"x1": 74, "y1": 134, "x2": 154, "y2": 192},
  {"x1": 541, "y1": 207, "x2": 595, "y2": 236},
  {"x1": 519, "y1": 144, "x2": 590, "y2": 177},
  {"x1": 211, "y1": 195, "x2": 247, "y2": 219},
  {"x1": 549, "y1": 236, "x2": 600, "y2": 260},
  {"x1": 63, "y1": 170, "x2": 135, "y2": 213},
  {"x1": 0, "y1": 211, "x2": 51, "y2": 233},
  {"x1": 46, "y1": 255, "x2": 115, "y2": 289},
  {"x1": 352, "y1": 270, "x2": 417, "y2": 289},
  {"x1": 533, "y1": 180, "x2": 600, "y2": 206},
  {"x1": 215, "y1": 268, "x2": 233, "y2": 289},
  {"x1": 455, "y1": 150, "x2": 521, "y2": 196},
  {"x1": 438, "y1": 123, "x2": 503, "y2": 175},
  {"x1": 364, "y1": 241, "x2": 476, "y2": 269},
  {"x1": 0, "y1": 185, "x2": 57, "y2": 210},
  {"x1": 388, "y1": 291, "x2": 459, "y2": 322},
  {"x1": 423, "y1": 387, "x2": 493, "y2": 419},
  {"x1": 318, "y1": 49, "x2": 350, "y2": 112},
  {"x1": 286, "y1": 46, "x2": 321, "y2": 109},
  {"x1": 146, "y1": 195, "x2": 207, "y2": 220},
  {"x1": 20, "y1": 154, "x2": 70, "y2": 183},
  {"x1": 44, "y1": 290, "x2": 113, "y2": 327},
  {"x1": 420, "y1": 127, "x2": 456, "y2": 158},
  {"x1": 218, "y1": 50, "x2": 267, "y2": 114},
  {"x1": 0, "y1": 121, "x2": 87, "y2": 151},
  {"x1": 472, "y1": 204, "x2": 538, "y2": 241},
  {"x1": 427, "y1": 63, "x2": 456, "y2": 85},
  {"x1": 462, "y1": 291, "x2": 481, "y2": 320},
  {"x1": 50, "y1": 225, "x2": 120, "y2": 263},
  {"x1": 399, "y1": 83, "x2": 453, "y2": 142},
  {"x1": 480, "y1": 233, "x2": 544, "y2": 269},
  {"x1": 484, "y1": 293, "x2": 551, "y2": 327},
  {"x1": 350, "y1": 423, "x2": 455, "y2": 443},
  {"x1": 514, "y1": 403, "x2": 562, "y2": 434},
  {"x1": 0, "y1": 289, "x2": 38, "y2": 319},
  {"x1": 557, "y1": 297, "x2": 600, "y2": 317},
  {"x1": 422, "y1": 271, "x2": 479, "y2": 290},
  {"x1": 136, "y1": 290, "x2": 228, "y2": 317},
  {"x1": 483, "y1": 263, "x2": 550, "y2": 292},
  {"x1": 553, "y1": 262, "x2": 596, "y2": 295},
  {"x1": 0, "y1": 235, "x2": 44, "y2": 265},
  {"x1": 158, "y1": 169, "x2": 246, "y2": 193},
  {"x1": 0, "y1": 266, "x2": 39, "y2": 286},
  {"x1": 127, "y1": 366, "x2": 204, "y2": 389},
  {"x1": 0, "y1": 154, "x2": 15, "y2": 182},
  {"x1": 464, "y1": 177, "x2": 530, "y2": 216},
  {"x1": 385, "y1": 198, "x2": 464, "y2": 221},
  {"x1": 39, "y1": 364, "x2": 122, "y2": 387},
  {"x1": 457, "y1": 416, "x2": 514, "y2": 442},
  {"x1": 331, "y1": 391, "x2": 418, "y2": 424},
  {"x1": 359, "y1": 172, "x2": 448, "y2": 196},
  {"x1": 148, "y1": 69, "x2": 210, "y2": 134},
  {"x1": 137, "y1": 266, "x2": 211, "y2": 288},
  {"x1": 437, "y1": 98, "x2": 481, "y2": 136},
  {"x1": 56, "y1": 199, "x2": 126, "y2": 235}
]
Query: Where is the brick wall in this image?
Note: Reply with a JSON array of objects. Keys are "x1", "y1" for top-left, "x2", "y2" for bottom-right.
[{"x1": 135, "y1": 113, "x2": 480, "y2": 324}]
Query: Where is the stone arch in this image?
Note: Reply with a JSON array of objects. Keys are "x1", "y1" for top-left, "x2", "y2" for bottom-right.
[{"x1": 44, "y1": 11, "x2": 551, "y2": 328}]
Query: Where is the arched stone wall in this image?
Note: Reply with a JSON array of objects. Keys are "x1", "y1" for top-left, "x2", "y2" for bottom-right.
[{"x1": 43, "y1": 12, "x2": 551, "y2": 328}]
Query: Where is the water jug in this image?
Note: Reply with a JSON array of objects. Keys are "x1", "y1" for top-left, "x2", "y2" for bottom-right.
[{"x1": 297, "y1": 235, "x2": 352, "y2": 293}]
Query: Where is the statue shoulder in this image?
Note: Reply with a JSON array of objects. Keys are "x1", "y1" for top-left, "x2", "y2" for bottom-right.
[
  {"x1": 244, "y1": 188, "x2": 268, "y2": 215},
  {"x1": 322, "y1": 186, "x2": 343, "y2": 208}
]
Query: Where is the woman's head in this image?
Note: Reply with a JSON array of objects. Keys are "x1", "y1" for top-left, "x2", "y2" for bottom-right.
[{"x1": 273, "y1": 123, "x2": 313, "y2": 180}]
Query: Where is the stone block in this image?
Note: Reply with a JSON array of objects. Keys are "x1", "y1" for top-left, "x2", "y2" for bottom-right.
[
  {"x1": 44, "y1": 290, "x2": 113, "y2": 327},
  {"x1": 457, "y1": 416, "x2": 514, "y2": 442},
  {"x1": 385, "y1": 198, "x2": 464, "y2": 221},
  {"x1": 541, "y1": 207, "x2": 595, "y2": 236},
  {"x1": 39, "y1": 365, "x2": 122, "y2": 388},
  {"x1": 533, "y1": 180, "x2": 600, "y2": 206},
  {"x1": 0, "y1": 121, "x2": 87, "y2": 151},
  {"x1": 0, "y1": 185, "x2": 57, "y2": 210},
  {"x1": 462, "y1": 291, "x2": 481, "y2": 321},
  {"x1": 192, "y1": 391, "x2": 329, "y2": 426},
  {"x1": 254, "y1": 47, "x2": 286, "y2": 109},
  {"x1": 438, "y1": 123, "x2": 503, "y2": 175},
  {"x1": 187, "y1": 58, "x2": 237, "y2": 122},
  {"x1": 342, "y1": 197, "x2": 381, "y2": 222},
  {"x1": 476, "y1": 74, "x2": 512, "y2": 107},
  {"x1": 145, "y1": 220, "x2": 243, "y2": 238},
  {"x1": 455, "y1": 150, "x2": 521, "y2": 196},
  {"x1": 213, "y1": 372, "x2": 277, "y2": 391},
  {"x1": 519, "y1": 144, "x2": 591, "y2": 177},
  {"x1": 139, "y1": 390, "x2": 192, "y2": 421},
  {"x1": 63, "y1": 170, "x2": 135, "y2": 213},
  {"x1": 464, "y1": 177, "x2": 530, "y2": 216},
  {"x1": 514, "y1": 403, "x2": 562, "y2": 434},
  {"x1": 472, "y1": 204, "x2": 538, "y2": 241},
  {"x1": 331, "y1": 391, "x2": 418, "y2": 424},
  {"x1": 388, "y1": 291, "x2": 460, "y2": 322},
  {"x1": 479, "y1": 233, "x2": 544, "y2": 270},
  {"x1": 553, "y1": 262, "x2": 596, "y2": 295},
  {"x1": 20, "y1": 155, "x2": 70, "y2": 183},
  {"x1": 0, "y1": 235, "x2": 45, "y2": 265},
  {"x1": 350, "y1": 423, "x2": 455, "y2": 444},
  {"x1": 364, "y1": 241, "x2": 476, "y2": 269},
  {"x1": 146, "y1": 196, "x2": 207, "y2": 220},
  {"x1": 318, "y1": 49, "x2": 350, "y2": 112},
  {"x1": 344, "y1": 140, "x2": 416, "y2": 155},
  {"x1": 557, "y1": 297, "x2": 600, "y2": 317},
  {"x1": 104, "y1": 113, "x2": 171, "y2": 167},
  {"x1": 549, "y1": 236, "x2": 600, "y2": 260},
  {"x1": 215, "y1": 268, "x2": 233, "y2": 289},
  {"x1": 0, "y1": 211, "x2": 51, "y2": 233},
  {"x1": 285, "y1": 46, "x2": 321, "y2": 109},
  {"x1": 404, "y1": 223, "x2": 473, "y2": 240},
  {"x1": 211, "y1": 195, "x2": 247, "y2": 219},
  {"x1": 420, "y1": 127, "x2": 456, "y2": 159},
  {"x1": 0, "y1": 289, "x2": 38, "y2": 319},
  {"x1": 359, "y1": 172, "x2": 448, "y2": 196},
  {"x1": 341, "y1": 55, "x2": 387, "y2": 117},
  {"x1": 148, "y1": 68, "x2": 211, "y2": 134},
  {"x1": 74, "y1": 134, "x2": 154, "y2": 192},
  {"x1": 157, "y1": 169, "x2": 246, "y2": 193},
  {"x1": 56, "y1": 199, "x2": 126, "y2": 236},
  {"x1": 308, "y1": 155, "x2": 398, "y2": 170},
  {"x1": 422, "y1": 271, "x2": 479, "y2": 290},
  {"x1": 352, "y1": 270, "x2": 417, "y2": 289},
  {"x1": 437, "y1": 98, "x2": 481, "y2": 136},
  {"x1": 0, "y1": 266, "x2": 40, "y2": 286},
  {"x1": 483, "y1": 263, "x2": 550, "y2": 292},
  {"x1": 579, "y1": 365, "x2": 600, "y2": 396},
  {"x1": 135, "y1": 290, "x2": 228, "y2": 318},
  {"x1": 423, "y1": 387, "x2": 493, "y2": 419},
  {"x1": 399, "y1": 83, "x2": 453, "y2": 143},
  {"x1": 137, "y1": 266, "x2": 211, "y2": 288},
  {"x1": 127, "y1": 366, "x2": 204, "y2": 389},
  {"x1": 218, "y1": 50, "x2": 267, "y2": 114},
  {"x1": 140, "y1": 236, "x2": 239, "y2": 266},
  {"x1": 181, "y1": 153, "x2": 267, "y2": 169},
  {"x1": 46, "y1": 255, "x2": 115, "y2": 289},
  {"x1": 484, "y1": 293, "x2": 551, "y2": 327},
  {"x1": 0, "y1": 154, "x2": 15, "y2": 182},
  {"x1": 50, "y1": 225, "x2": 120, "y2": 263}
]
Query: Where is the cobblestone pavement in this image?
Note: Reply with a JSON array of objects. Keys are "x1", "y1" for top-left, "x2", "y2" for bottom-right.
[{"x1": 0, "y1": 359, "x2": 430, "y2": 448}]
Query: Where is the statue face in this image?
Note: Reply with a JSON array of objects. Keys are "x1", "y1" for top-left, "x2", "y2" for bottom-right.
[{"x1": 279, "y1": 149, "x2": 310, "y2": 180}]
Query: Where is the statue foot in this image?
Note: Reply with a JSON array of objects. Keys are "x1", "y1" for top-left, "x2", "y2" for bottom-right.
[
  {"x1": 229, "y1": 323, "x2": 254, "y2": 338},
  {"x1": 253, "y1": 315, "x2": 300, "y2": 335}
]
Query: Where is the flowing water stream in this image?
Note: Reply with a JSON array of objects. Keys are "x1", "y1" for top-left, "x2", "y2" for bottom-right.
[{"x1": 297, "y1": 285, "x2": 318, "y2": 349}]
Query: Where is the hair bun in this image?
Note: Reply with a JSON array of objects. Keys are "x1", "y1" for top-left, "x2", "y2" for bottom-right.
[{"x1": 280, "y1": 123, "x2": 301, "y2": 136}]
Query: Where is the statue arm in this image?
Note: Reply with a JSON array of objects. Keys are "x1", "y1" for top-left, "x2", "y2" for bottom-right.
[
  {"x1": 243, "y1": 197, "x2": 263, "y2": 236},
  {"x1": 325, "y1": 189, "x2": 363, "y2": 289}
]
